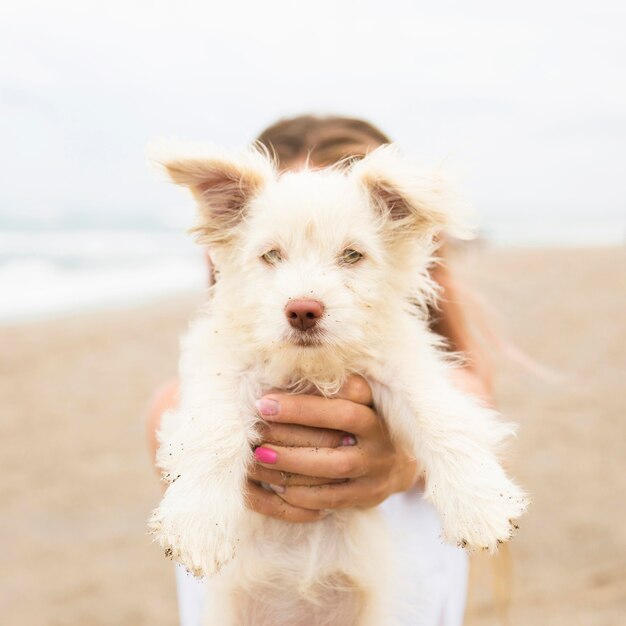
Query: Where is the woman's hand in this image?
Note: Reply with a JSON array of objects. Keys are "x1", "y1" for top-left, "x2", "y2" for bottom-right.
[{"x1": 246, "y1": 375, "x2": 421, "y2": 523}]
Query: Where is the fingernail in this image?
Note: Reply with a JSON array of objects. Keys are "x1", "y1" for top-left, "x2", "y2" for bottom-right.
[
  {"x1": 341, "y1": 435, "x2": 357, "y2": 446},
  {"x1": 254, "y1": 447, "x2": 278, "y2": 464},
  {"x1": 268, "y1": 483, "x2": 286, "y2": 494},
  {"x1": 255, "y1": 398, "x2": 280, "y2": 417}
]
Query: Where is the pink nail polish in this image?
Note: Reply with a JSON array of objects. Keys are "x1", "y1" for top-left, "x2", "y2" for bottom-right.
[
  {"x1": 255, "y1": 398, "x2": 280, "y2": 417},
  {"x1": 254, "y1": 447, "x2": 278, "y2": 464},
  {"x1": 341, "y1": 435, "x2": 357, "y2": 446}
]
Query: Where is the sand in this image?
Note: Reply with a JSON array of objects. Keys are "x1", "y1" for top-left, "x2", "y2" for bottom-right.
[{"x1": 1, "y1": 246, "x2": 624, "y2": 626}]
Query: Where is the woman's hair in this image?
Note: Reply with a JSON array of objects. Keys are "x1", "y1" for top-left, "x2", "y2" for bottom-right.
[{"x1": 255, "y1": 114, "x2": 392, "y2": 169}]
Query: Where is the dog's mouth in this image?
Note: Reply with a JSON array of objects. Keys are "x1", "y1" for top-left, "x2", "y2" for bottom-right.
[{"x1": 286, "y1": 328, "x2": 325, "y2": 347}]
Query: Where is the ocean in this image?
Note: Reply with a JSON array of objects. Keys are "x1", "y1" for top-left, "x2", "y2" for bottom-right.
[
  {"x1": 0, "y1": 219, "x2": 623, "y2": 324},
  {"x1": 0, "y1": 229, "x2": 205, "y2": 323}
]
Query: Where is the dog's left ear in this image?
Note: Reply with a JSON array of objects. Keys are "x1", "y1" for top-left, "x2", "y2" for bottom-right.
[
  {"x1": 153, "y1": 145, "x2": 275, "y2": 246},
  {"x1": 350, "y1": 145, "x2": 473, "y2": 240}
]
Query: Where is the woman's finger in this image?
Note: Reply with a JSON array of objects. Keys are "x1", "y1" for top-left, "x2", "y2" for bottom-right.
[
  {"x1": 274, "y1": 478, "x2": 386, "y2": 510},
  {"x1": 244, "y1": 480, "x2": 326, "y2": 523},
  {"x1": 253, "y1": 444, "x2": 366, "y2": 479},
  {"x1": 256, "y1": 394, "x2": 378, "y2": 437},
  {"x1": 258, "y1": 422, "x2": 347, "y2": 448},
  {"x1": 335, "y1": 375, "x2": 373, "y2": 406},
  {"x1": 248, "y1": 463, "x2": 346, "y2": 487}
]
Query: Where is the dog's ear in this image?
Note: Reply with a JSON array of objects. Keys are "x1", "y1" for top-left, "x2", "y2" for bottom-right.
[
  {"x1": 350, "y1": 145, "x2": 473, "y2": 240},
  {"x1": 154, "y1": 145, "x2": 275, "y2": 246}
]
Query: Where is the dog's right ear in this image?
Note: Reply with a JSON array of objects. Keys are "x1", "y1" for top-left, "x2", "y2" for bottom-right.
[{"x1": 153, "y1": 145, "x2": 275, "y2": 246}]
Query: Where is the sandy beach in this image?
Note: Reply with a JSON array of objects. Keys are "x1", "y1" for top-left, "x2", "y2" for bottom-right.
[{"x1": 1, "y1": 246, "x2": 624, "y2": 626}]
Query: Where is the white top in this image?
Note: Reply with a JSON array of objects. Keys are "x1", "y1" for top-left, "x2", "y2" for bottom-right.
[{"x1": 175, "y1": 493, "x2": 467, "y2": 626}]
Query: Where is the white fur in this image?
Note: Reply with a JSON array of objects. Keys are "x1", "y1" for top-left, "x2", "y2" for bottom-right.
[{"x1": 148, "y1": 144, "x2": 528, "y2": 625}]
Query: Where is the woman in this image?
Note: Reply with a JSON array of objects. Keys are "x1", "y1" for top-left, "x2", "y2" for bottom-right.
[{"x1": 147, "y1": 115, "x2": 492, "y2": 625}]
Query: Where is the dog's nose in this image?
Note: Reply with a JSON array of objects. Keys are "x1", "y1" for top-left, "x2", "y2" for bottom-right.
[{"x1": 285, "y1": 299, "x2": 324, "y2": 331}]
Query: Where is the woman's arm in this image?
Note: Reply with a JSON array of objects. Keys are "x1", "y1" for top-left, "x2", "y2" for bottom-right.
[{"x1": 430, "y1": 253, "x2": 492, "y2": 401}]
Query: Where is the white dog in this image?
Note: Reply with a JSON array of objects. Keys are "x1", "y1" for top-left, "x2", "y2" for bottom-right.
[{"x1": 149, "y1": 144, "x2": 528, "y2": 626}]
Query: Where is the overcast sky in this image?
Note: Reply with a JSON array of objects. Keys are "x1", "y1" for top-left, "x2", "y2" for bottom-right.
[{"x1": 1, "y1": 0, "x2": 625, "y2": 229}]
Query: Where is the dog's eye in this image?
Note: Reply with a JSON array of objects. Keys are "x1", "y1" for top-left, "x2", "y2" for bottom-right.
[
  {"x1": 340, "y1": 249, "x2": 363, "y2": 265},
  {"x1": 261, "y1": 249, "x2": 283, "y2": 265}
]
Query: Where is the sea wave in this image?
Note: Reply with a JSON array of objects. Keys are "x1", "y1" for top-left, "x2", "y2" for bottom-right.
[{"x1": 0, "y1": 230, "x2": 206, "y2": 323}]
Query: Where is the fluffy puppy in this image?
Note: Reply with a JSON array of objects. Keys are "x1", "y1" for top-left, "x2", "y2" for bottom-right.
[{"x1": 149, "y1": 145, "x2": 528, "y2": 626}]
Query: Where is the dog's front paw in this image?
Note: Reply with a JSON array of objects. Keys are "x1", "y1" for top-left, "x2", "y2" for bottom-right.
[
  {"x1": 437, "y1": 477, "x2": 528, "y2": 551},
  {"x1": 148, "y1": 504, "x2": 238, "y2": 577}
]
